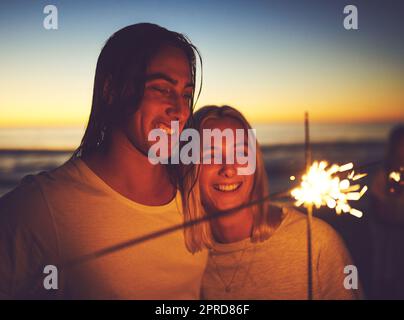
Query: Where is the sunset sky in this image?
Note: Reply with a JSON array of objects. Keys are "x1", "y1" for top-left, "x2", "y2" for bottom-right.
[{"x1": 0, "y1": 0, "x2": 403, "y2": 127}]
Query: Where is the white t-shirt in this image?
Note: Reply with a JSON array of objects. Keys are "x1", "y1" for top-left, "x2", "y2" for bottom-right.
[
  {"x1": 202, "y1": 208, "x2": 362, "y2": 300},
  {"x1": 0, "y1": 157, "x2": 207, "y2": 299}
]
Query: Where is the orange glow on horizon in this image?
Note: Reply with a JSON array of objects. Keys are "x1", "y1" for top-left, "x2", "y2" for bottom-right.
[{"x1": 1, "y1": 102, "x2": 402, "y2": 127}]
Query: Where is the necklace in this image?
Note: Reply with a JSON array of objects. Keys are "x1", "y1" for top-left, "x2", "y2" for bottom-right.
[{"x1": 210, "y1": 242, "x2": 249, "y2": 293}]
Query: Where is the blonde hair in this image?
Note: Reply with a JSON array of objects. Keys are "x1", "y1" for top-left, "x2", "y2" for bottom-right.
[{"x1": 180, "y1": 105, "x2": 283, "y2": 253}]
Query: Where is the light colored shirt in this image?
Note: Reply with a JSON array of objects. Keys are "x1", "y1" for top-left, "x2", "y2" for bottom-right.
[
  {"x1": 202, "y1": 207, "x2": 362, "y2": 300},
  {"x1": 0, "y1": 158, "x2": 207, "y2": 299}
]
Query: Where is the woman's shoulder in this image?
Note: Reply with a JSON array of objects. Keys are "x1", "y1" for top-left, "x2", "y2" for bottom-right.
[{"x1": 278, "y1": 206, "x2": 344, "y2": 245}]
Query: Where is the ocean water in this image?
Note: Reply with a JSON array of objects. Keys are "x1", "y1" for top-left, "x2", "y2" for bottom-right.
[{"x1": 0, "y1": 123, "x2": 395, "y2": 197}]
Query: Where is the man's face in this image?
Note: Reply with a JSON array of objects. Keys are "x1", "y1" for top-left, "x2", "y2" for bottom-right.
[{"x1": 125, "y1": 45, "x2": 193, "y2": 156}]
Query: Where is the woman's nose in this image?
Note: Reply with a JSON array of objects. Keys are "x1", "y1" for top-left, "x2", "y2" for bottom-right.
[{"x1": 219, "y1": 164, "x2": 237, "y2": 178}]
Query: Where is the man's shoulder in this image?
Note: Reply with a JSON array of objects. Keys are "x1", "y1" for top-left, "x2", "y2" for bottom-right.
[
  {"x1": 35, "y1": 157, "x2": 83, "y2": 185},
  {"x1": 24, "y1": 157, "x2": 96, "y2": 197},
  {"x1": 0, "y1": 175, "x2": 53, "y2": 241},
  {"x1": 0, "y1": 158, "x2": 84, "y2": 222}
]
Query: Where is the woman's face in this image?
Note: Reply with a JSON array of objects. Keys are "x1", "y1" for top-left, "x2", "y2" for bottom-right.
[{"x1": 198, "y1": 117, "x2": 255, "y2": 212}]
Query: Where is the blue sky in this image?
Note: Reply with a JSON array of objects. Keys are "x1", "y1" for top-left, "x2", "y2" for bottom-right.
[{"x1": 0, "y1": 0, "x2": 403, "y2": 126}]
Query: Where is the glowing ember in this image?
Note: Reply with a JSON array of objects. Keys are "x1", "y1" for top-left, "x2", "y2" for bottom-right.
[
  {"x1": 389, "y1": 171, "x2": 401, "y2": 183},
  {"x1": 291, "y1": 161, "x2": 368, "y2": 218}
]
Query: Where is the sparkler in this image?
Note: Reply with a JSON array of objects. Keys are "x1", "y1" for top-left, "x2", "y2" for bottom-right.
[
  {"x1": 387, "y1": 167, "x2": 403, "y2": 194},
  {"x1": 290, "y1": 159, "x2": 368, "y2": 300},
  {"x1": 291, "y1": 161, "x2": 368, "y2": 218},
  {"x1": 297, "y1": 112, "x2": 369, "y2": 300},
  {"x1": 304, "y1": 112, "x2": 313, "y2": 300},
  {"x1": 389, "y1": 168, "x2": 403, "y2": 184},
  {"x1": 389, "y1": 171, "x2": 401, "y2": 183}
]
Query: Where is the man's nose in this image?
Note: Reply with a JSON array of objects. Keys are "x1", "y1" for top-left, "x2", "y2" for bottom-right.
[
  {"x1": 165, "y1": 96, "x2": 190, "y2": 122},
  {"x1": 219, "y1": 164, "x2": 237, "y2": 178}
]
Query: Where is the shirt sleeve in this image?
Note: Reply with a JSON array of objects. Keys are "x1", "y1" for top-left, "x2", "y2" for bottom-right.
[
  {"x1": 314, "y1": 221, "x2": 363, "y2": 300},
  {"x1": 0, "y1": 175, "x2": 60, "y2": 299}
]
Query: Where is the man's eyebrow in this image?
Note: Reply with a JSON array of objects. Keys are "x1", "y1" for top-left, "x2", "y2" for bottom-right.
[
  {"x1": 146, "y1": 73, "x2": 177, "y2": 84},
  {"x1": 146, "y1": 72, "x2": 194, "y2": 88}
]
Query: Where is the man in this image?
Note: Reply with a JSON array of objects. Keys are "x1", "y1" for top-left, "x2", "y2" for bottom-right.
[{"x1": 0, "y1": 23, "x2": 207, "y2": 299}]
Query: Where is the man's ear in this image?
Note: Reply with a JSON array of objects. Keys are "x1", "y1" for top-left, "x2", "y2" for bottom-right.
[{"x1": 102, "y1": 75, "x2": 114, "y2": 105}]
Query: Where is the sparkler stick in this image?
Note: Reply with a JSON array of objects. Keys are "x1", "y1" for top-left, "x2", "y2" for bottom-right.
[
  {"x1": 304, "y1": 111, "x2": 314, "y2": 300},
  {"x1": 27, "y1": 159, "x2": 373, "y2": 288},
  {"x1": 53, "y1": 189, "x2": 286, "y2": 270}
]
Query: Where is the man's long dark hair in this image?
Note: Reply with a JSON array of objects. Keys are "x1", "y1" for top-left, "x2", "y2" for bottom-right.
[
  {"x1": 71, "y1": 23, "x2": 202, "y2": 187},
  {"x1": 72, "y1": 23, "x2": 202, "y2": 160}
]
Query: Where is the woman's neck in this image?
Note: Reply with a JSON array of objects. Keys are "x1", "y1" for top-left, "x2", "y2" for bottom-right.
[{"x1": 210, "y1": 208, "x2": 253, "y2": 244}]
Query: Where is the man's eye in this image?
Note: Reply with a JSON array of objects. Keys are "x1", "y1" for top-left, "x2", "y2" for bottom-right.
[
  {"x1": 151, "y1": 86, "x2": 171, "y2": 95},
  {"x1": 183, "y1": 92, "x2": 193, "y2": 100}
]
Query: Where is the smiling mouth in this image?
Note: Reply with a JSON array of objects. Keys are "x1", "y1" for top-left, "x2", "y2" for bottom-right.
[
  {"x1": 156, "y1": 122, "x2": 176, "y2": 135},
  {"x1": 213, "y1": 182, "x2": 242, "y2": 192}
]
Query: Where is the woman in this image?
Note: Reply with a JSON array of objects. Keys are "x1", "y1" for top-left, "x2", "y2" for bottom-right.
[
  {"x1": 369, "y1": 125, "x2": 404, "y2": 298},
  {"x1": 180, "y1": 105, "x2": 361, "y2": 300},
  {"x1": 370, "y1": 125, "x2": 404, "y2": 223}
]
